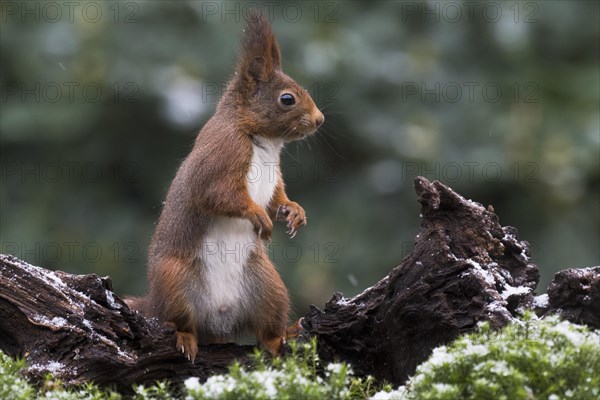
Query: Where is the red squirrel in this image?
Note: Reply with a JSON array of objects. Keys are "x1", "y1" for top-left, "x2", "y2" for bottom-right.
[{"x1": 126, "y1": 12, "x2": 324, "y2": 362}]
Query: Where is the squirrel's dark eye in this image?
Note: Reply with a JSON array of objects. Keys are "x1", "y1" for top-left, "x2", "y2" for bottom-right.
[{"x1": 279, "y1": 93, "x2": 295, "y2": 107}]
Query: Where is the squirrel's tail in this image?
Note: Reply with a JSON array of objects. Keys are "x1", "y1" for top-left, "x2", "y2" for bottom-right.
[{"x1": 124, "y1": 296, "x2": 151, "y2": 316}]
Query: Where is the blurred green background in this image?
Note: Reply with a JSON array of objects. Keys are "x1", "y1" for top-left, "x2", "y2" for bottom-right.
[{"x1": 1, "y1": 1, "x2": 598, "y2": 320}]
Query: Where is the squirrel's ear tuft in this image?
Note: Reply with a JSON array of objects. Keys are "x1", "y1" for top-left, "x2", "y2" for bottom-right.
[{"x1": 236, "y1": 10, "x2": 282, "y2": 85}]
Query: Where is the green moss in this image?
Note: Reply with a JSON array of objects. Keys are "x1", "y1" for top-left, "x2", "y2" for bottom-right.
[
  {"x1": 183, "y1": 338, "x2": 379, "y2": 400},
  {"x1": 0, "y1": 352, "x2": 121, "y2": 400},
  {"x1": 0, "y1": 352, "x2": 34, "y2": 400},
  {"x1": 375, "y1": 314, "x2": 600, "y2": 400}
]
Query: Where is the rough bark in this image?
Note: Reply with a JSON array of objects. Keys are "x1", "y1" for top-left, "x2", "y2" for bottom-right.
[
  {"x1": 0, "y1": 254, "x2": 253, "y2": 393},
  {"x1": 303, "y1": 176, "x2": 540, "y2": 385},
  {"x1": 0, "y1": 176, "x2": 595, "y2": 392},
  {"x1": 543, "y1": 266, "x2": 600, "y2": 329}
]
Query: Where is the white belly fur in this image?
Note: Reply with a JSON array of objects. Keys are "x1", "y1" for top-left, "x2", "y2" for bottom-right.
[{"x1": 199, "y1": 137, "x2": 282, "y2": 334}]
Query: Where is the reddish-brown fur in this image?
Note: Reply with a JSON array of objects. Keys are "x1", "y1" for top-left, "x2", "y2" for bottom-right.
[{"x1": 126, "y1": 11, "x2": 323, "y2": 362}]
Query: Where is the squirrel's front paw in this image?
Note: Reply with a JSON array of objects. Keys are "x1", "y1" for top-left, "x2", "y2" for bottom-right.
[
  {"x1": 247, "y1": 206, "x2": 273, "y2": 241},
  {"x1": 276, "y1": 202, "x2": 306, "y2": 238}
]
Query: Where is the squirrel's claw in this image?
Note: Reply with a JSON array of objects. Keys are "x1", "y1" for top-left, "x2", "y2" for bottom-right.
[
  {"x1": 175, "y1": 331, "x2": 198, "y2": 363},
  {"x1": 279, "y1": 202, "x2": 306, "y2": 238},
  {"x1": 287, "y1": 226, "x2": 297, "y2": 238}
]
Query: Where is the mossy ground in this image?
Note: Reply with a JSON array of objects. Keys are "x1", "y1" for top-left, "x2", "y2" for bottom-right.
[{"x1": 1, "y1": 315, "x2": 598, "y2": 399}]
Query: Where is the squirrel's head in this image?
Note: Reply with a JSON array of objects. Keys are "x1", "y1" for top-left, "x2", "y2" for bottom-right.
[{"x1": 231, "y1": 11, "x2": 324, "y2": 142}]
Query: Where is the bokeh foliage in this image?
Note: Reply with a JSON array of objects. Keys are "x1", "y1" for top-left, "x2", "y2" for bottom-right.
[{"x1": 1, "y1": 1, "x2": 598, "y2": 318}]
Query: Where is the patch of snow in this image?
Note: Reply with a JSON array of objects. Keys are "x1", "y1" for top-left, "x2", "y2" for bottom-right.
[
  {"x1": 30, "y1": 315, "x2": 68, "y2": 329},
  {"x1": 8, "y1": 258, "x2": 106, "y2": 316},
  {"x1": 520, "y1": 251, "x2": 530, "y2": 262},
  {"x1": 29, "y1": 361, "x2": 71, "y2": 375},
  {"x1": 433, "y1": 383, "x2": 455, "y2": 393},
  {"x1": 486, "y1": 300, "x2": 507, "y2": 313},
  {"x1": 326, "y1": 363, "x2": 344, "y2": 374},
  {"x1": 335, "y1": 297, "x2": 351, "y2": 306},
  {"x1": 501, "y1": 284, "x2": 531, "y2": 300},
  {"x1": 44, "y1": 361, "x2": 64, "y2": 374},
  {"x1": 533, "y1": 294, "x2": 549, "y2": 308},
  {"x1": 370, "y1": 387, "x2": 407, "y2": 399},
  {"x1": 184, "y1": 377, "x2": 200, "y2": 390},
  {"x1": 82, "y1": 319, "x2": 93, "y2": 330},
  {"x1": 426, "y1": 346, "x2": 455, "y2": 367},
  {"x1": 502, "y1": 231, "x2": 516, "y2": 242},
  {"x1": 15, "y1": 261, "x2": 73, "y2": 301},
  {"x1": 502, "y1": 232, "x2": 530, "y2": 261},
  {"x1": 489, "y1": 360, "x2": 510, "y2": 376},
  {"x1": 551, "y1": 320, "x2": 590, "y2": 347},
  {"x1": 461, "y1": 343, "x2": 489, "y2": 357},
  {"x1": 250, "y1": 370, "x2": 284, "y2": 398},
  {"x1": 117, "y1": 349, "x2": 133, "y2": 360},
  {"x1": 105, "y1": 290, "x2": 122, "y2": 309},
  {"x1": 466, "y1": 259, "x2": 496, "y2": 285},
  {"x1": 466, "y1": 199, "x2": 484, "y2": 210},
  {"x1": 201, "y1": 375, "x2": 237, "y2": 398}
]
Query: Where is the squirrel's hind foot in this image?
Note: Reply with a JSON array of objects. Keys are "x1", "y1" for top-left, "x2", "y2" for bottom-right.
[
  {"x1": 260, "y1": 336, "x2": 284, "y2": 357},
  {"x1": 163, "y1": 321, "x2": 198, "y2": 362},
  {"x1": 175, "y1": 331, "x2": 198, "y2": 363},
  {"x1": 285, "y1": 318, "x2": 304, "y2": 339}
]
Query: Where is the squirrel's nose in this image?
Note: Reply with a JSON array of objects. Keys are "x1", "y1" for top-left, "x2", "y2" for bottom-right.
[{"x1": 314, "y1": 112, "x2": 324, "y2": 128}]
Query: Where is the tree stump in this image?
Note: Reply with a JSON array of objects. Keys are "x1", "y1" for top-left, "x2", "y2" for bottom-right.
[{"x1": 1, "y1": 176, "x2": 594, "y2": 391}]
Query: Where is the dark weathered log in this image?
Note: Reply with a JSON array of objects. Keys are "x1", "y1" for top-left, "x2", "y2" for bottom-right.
[
  {"x1": 0, "y1": 254, "x2": 253, "y2": 393},
  {"x1": 303, "y1": 176, "x2": 540, "y2": 385},
  {"x1": 1, "y1": 176, "x2": 595, "y2": 392},
  {"x1": 543, "y1": 266, "x2": 600, "y2": 329}
]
